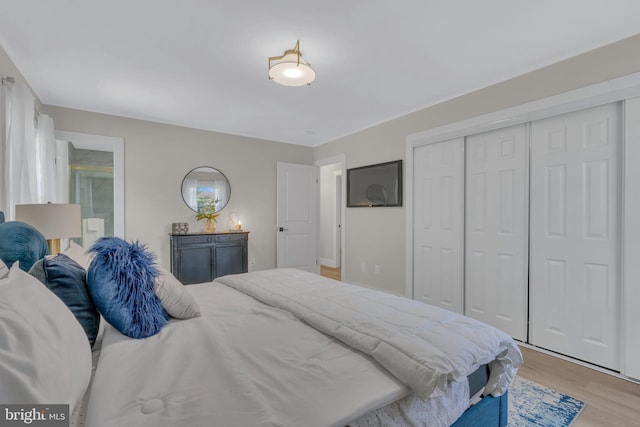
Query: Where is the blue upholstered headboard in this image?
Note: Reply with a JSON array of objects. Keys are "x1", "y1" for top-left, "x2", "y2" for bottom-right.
[{"x1": 0, "y1": 220, "x2": 49, "y2": 271}]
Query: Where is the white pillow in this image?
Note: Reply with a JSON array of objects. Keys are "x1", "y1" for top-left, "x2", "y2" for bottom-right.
[
  {"x1": 0, "y1": 258, "x2": 8, "y2": 279},
  {"x1": 62, "y1": 241, "x2": 94, "y2": 270},
  {"x1": 0, "y1": 263, "x2": 92, "y2": 412},
  {"x1": 155, "y1": 266, "x2": 201, "y2": 319}
]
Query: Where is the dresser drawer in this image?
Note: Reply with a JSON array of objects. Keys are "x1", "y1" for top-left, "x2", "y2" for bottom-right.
[
  {"x1": 214, "y1": 234, "x2": 247, "y2": 243},
  {"x1": 173, "y1": 235, "x2": 213, "y2": 245}
]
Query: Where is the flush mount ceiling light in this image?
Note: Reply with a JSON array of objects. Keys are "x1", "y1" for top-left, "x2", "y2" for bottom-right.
[{"x1": 268, "y1": 40, "x2": 316, "y2": 87}]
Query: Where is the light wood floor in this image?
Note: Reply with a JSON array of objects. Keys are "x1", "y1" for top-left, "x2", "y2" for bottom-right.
[
  {"x1": 320, "y1": 265, "x2": 341, "y2": 281},
  {"x1": 518, "y1": 345, "x2": 640, "y2": 426}
]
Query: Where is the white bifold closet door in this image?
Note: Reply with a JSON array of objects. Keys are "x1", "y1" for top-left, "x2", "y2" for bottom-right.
[
  {"x1": 530, "y1": 103, "x2": 621, "y2": 370},
  {"x1": 465, "y1": 125, "x2": 529, "y2": 341},
  {"x1": 413, "y1": 138, "x2": 464, "y2": 313}
]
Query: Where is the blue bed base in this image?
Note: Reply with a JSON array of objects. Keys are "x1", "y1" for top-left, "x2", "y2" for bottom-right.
[{"x1": 451, "y1": 392, "x2": 508, "y2": 427}]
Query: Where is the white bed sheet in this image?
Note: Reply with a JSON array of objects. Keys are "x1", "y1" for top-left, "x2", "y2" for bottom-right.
[
  {"x1": 348, "y1": 381, "x2": 470, "y2": 427},
  {"x1": 84, "y1": 282, "x2": 453, "y2": 427}
]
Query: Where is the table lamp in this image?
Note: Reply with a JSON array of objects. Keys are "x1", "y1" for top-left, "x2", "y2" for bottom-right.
[{"x1": 15, "y1": 203, "x2": 82, "y2": 255}]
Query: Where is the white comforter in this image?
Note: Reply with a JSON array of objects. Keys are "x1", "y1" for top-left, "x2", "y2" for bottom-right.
[
  {"x1": 84, "y1": 269, "x2": 521, "y2": 427},
  {"x1": 86, "y1": 279, "x2": 470, "y2": 427},
  {"x1": 216, "y1": 269, "x2": 522, "y2": 401}
]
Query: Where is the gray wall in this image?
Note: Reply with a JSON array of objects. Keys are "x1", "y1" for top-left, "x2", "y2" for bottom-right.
[
  {"x1": 314, "y1": 33, "x2": 640, "y2": 295},
  {"x1": 42, "y1": 106, "x2": 313, "y2": 269}
]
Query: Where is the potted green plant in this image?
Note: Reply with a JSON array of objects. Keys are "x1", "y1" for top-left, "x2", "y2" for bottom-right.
[{"x1": 195, "y1": 199, "x2": 221, "y2": 233}]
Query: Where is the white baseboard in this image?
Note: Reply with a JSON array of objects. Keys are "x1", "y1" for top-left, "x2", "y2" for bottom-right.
[
  {"x1": 341, "y1": 279, "x2": 406, "y2": 298},
  {"x1": 518, "y1": 342, "x2": 640, "y2": 384},
  {"x1": 319, "y1": 258, "x2": 339, "y2": 268}
]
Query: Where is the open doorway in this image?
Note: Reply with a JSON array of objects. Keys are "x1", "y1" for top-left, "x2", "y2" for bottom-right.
[
  {"x1": 316, "y1": 155, "x2": 346, "y2": 281},
  {"x1": 68, "y1": 147, "x2": 114, "y2": 246},
  {"x1": 55, "y1": 131, "x2": 124, "y2": 246}
]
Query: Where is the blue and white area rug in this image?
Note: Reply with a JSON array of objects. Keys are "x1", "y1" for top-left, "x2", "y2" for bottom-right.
[{"x1": 509, "y1": 376, "x2": 585, "y2": 427}]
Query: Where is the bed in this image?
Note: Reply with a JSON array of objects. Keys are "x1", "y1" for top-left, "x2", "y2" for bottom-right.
[{"x1": 0, "y1": 226, "x2": 522, "y2": 427}]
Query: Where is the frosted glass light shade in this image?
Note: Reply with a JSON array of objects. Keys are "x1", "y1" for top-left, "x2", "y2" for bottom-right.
[
  {"x1": 268, "y1": 41, "x2": 316, "y2": 87},
  {"x1": 269, "y1": 53, "x2": 316, "y2": 86}
]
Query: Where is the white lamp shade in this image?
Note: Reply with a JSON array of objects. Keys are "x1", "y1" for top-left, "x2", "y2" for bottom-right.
[
  {"x1": 15, "y1": 203, "x2": 82, "y2": 239},
  {"x1": 269, "y1": 52, "x2": 316, "y2": 86}
]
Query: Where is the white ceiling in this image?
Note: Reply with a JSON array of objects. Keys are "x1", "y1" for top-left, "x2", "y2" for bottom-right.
[{"x1": 1, "y1": 1, "x2": 639, "y2": 147}]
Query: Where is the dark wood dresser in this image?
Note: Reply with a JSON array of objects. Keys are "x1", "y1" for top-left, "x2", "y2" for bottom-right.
[{"x1": 170, "y1": 231, "x2": 249, "y2": 284}]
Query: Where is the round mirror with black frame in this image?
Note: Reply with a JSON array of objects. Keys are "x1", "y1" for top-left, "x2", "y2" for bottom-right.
[{"x1": 181, "y1": 166, "x2": 231, "y2": 214}]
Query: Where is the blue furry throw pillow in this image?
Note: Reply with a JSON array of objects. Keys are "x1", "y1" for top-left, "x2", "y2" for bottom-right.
[{"x1": 87, "y1": 237, "x2": 168, "y2": 339}]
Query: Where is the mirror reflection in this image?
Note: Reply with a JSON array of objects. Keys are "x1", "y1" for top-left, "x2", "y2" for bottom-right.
[{"x1": 181, "y1": 166, "x2": 231, "y2": 213}]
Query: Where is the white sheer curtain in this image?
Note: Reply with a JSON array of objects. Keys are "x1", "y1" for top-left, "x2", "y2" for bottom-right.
[
  {"x1": 35, "y1": 113, "x2": 57, "y2": 203},
  {"x1": 3, "y1": 81, "x2": 57, "y2": 220}
]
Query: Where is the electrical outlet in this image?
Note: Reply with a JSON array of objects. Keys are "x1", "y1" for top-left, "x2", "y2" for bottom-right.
[
  {"x1": 374, "y1": 264, "x2": 380, "y2": 275},
  {"x1": 361, "y1": 262, "x2": 366, "y2": 273},
  {"x1": 249, "y1": 257, "x2": 256, "y2": 267}
]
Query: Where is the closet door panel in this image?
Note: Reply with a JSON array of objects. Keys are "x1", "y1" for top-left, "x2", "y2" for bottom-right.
[
  {"x1": 413, "y1": 139, "x2": 464, "y2": 313},
  {"x1": 623, "y1": 96, "x2": 640, "y2": 379},
  {"x1": 530, "y1": 103, "x2": 620, "y2": 370},
  {"x1": 465, "y1": 125, "x2": 528, "y2": 340}
]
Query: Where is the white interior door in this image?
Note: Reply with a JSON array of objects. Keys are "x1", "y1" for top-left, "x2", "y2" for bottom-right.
[
  {"x1": 276, "y1": 162, "x2": 318, "y2": 273},
  {"x1": 465, "y1": 124, "x2": 529, "y2": 340},
  {"x1": 413, "y1": 138, "x2": 464, "y2": 313},
  {"x1": 623, "y1": 97, "x2": 640, "y2": 379},
  {"x1": 530, "y1": 103, "x2": 621, "y2": 370}
]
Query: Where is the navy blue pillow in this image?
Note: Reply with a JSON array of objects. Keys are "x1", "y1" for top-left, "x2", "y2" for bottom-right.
[
  {"x1": 29, "y1": 254, "x2": 100, "y2": 347},
  {"x1": 0, "y1": 221, "x2": 49, "y2": 271},
  {"x1": 87, "y1": 237, "x2": 168, "y2": 339}
]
